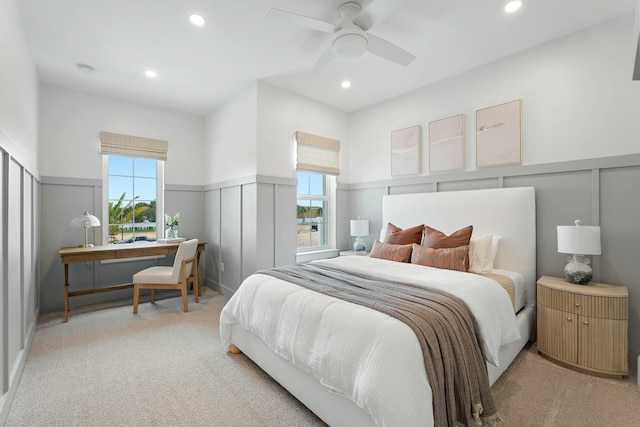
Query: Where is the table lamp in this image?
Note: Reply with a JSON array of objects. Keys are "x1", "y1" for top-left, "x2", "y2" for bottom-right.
[
  {"x1": 557, "y1": 219, "x2": 601, "y2": 284},
  {"x1": 350, "y1": 217, "x2": 369, "y2": 255},
  {"x1": 71, "y1": 211, "x2": 101, "y2": 247}
]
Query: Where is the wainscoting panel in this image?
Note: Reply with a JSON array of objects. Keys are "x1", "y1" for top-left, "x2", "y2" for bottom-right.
[
  {"x1": 203, "y1": 188, "x2": 221, "y2": 288},
  {"x1": 8, "y1": 158, "x2": 23, "y2": 379},
  {"x1": 220, "y1": 186, "x2": 242, "y2": 296}
]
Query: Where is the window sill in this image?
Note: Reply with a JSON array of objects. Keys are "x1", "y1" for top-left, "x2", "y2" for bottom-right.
[{"x1": 296, "y1": 249, "x2": 340, "y2": 263}]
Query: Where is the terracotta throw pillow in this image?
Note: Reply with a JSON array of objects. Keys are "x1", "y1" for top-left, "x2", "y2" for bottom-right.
[
  {"x1": 423, "y1": 225, "x2": 473, "y2": 270},
  {"x1": 411, "y1": 244, "x2": 469, "y2": 272},
  {"x1": 384, "y1": 223, "x2": 424, "y2": 245},
  {"x1": 369, "y1": 240, "x2": 413, "y2": 263}
]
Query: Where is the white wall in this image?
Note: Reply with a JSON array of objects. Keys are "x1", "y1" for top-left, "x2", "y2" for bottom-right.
[
  {"x1": 204, "y1": 82, "x2": 258, "y2": 184},
  {"x1": 0, "y1": 0, "x2": 39, "y2": 173},
  {"x1": 349, "y1": 13, "x2": 640, "y2": 184},
  {"x1": 256, "y1": 82, "x2": 351, "y2": 182},
  {"x1": 38, "y1": 85, "x2": 205, "y2": 186}
]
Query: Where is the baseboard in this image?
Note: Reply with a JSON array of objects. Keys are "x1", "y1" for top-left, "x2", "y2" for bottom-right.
[{"x1": 0, "y1": 308, "x2": 39, "y2": 425}]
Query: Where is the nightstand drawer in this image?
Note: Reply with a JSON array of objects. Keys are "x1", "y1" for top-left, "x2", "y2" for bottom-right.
[{"x1": 538, "y1": 286, "x2": 628, "y2": 319}]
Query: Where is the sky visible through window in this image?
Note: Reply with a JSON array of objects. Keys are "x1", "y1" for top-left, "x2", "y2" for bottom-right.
[
  {"x1": 108, "y1": 156, "x2": 156, "y2": 202},
  {"x1": 297, "y1": 171, "x2": 324, "y2": 208}
]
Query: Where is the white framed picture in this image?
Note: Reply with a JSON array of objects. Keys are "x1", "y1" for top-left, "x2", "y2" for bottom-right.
[
  {"x1": 476, "y1": 99, "x2": 522, "y2": 167},
  {"x1": 391, "y1": 125, "x2": 421, "y2": 176},
  {"x1": 428, "y1": 114, "x2": 465, "y2": 173}
]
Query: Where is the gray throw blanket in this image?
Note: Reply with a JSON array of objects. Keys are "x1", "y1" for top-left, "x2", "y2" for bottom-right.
[{"x1": 258, "y1": 263, "x2": 500, "y2": 427}]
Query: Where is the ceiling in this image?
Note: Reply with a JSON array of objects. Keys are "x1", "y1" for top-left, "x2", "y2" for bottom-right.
[{"x1": 17, "y1": 0, "x2": 636, "y2": 116}]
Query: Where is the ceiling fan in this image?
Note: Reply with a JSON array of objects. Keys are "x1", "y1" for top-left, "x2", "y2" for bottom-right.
[{"x1": 266, "y1": 0, "x2": 416, "y2": 73}]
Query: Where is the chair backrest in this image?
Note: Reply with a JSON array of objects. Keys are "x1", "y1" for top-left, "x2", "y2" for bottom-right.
[{"x1": 171, "y1": 239, "x2": 199, "y2": 283}]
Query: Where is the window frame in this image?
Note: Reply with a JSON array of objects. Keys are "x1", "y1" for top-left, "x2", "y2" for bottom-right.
[
  {"x1": 296, "y1": 171, "x2": 336, "y2": 254},
  {"x1": 101, "y1": 155, "x2": 164, "y2": 245}
]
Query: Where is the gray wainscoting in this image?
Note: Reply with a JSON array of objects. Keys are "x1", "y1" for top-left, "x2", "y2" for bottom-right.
[{"x1": 0, "y1": 149, "x2": 40, "y2": 424}]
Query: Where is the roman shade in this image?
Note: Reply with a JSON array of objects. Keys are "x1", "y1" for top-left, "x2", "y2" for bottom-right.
[
  {"x1": 100, "y1": 131, "x2": 168, "y2": 161},
  {"x1": 295, "y1": 131, "x2": 340, "y2": 175}
]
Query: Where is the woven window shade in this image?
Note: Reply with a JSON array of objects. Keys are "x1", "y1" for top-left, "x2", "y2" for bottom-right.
[
  {"x1": 295, "y1": 131, "x2": 340, "y2": 175},
  {"x1": 100, "y1": 131, "x2": 168, "y2": 161}
]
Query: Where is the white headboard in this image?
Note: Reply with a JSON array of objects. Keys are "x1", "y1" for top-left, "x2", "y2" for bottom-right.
[{"x1": 382, "y1": 187, "x2": 536, "y2": 304}]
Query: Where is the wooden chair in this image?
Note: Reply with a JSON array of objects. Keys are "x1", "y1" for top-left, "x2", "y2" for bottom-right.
[{"x1": 133, "y1": 239, "x2": 200, "y2": 314}]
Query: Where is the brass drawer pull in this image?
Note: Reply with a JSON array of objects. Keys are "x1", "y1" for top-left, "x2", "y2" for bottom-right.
[
  {"x1": 575, "y1": 302, "x2": 581, "y2": 308},
  {"x1": 583, "y1": 320, "x2": 589, "y2": 326},
  {"x1": 567, "y1": 317, "x2": 573, "y2": 321}
]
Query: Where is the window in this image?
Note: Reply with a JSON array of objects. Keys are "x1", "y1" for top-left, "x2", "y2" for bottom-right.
[
  {"x1": 105, "y1": 156, "x2": 162, "y2": 243},
  {"x1": 296, "y1": 171, "x2": 329, "y2": 251}
]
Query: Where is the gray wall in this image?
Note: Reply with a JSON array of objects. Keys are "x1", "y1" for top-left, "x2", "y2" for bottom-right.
[{"x1": 348, "y1": 154, "x2": 640, "y2": 369}]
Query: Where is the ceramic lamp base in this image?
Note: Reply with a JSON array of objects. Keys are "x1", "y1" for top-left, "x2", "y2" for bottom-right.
[
  {"x1": 564, "y1": 255, "x2": 593, "y2": 284},
  {"x1": 353, "y1": 237, "x2": 366, "y2": 254}
]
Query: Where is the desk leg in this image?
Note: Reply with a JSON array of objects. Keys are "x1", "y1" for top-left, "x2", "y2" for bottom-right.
[
  {"x1": 64, "y1": 263, "x2": 69, "y2": 323},
  {"x1": 196, "y1": 251, "x2": 203, "y2": 296}
]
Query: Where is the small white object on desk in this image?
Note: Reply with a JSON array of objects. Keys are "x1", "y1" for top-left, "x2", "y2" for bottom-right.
[{"x1": 157, "y1": 238, "x2": 186, "y2": 244}]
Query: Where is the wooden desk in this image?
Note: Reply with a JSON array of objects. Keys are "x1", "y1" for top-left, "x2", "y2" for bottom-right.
[{"x1": 58, "y1": 241, "x2": 206, "y2": 322}]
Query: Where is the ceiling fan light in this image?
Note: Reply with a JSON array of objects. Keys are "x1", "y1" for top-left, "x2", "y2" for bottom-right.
[{"x1": 333, "y1": 33, "x2": 367, "y2": 58}]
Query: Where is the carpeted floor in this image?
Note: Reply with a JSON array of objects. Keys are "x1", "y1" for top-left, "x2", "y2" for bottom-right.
[{"x1": 5, "y1": 288, "x2": 639, "y2": 426}]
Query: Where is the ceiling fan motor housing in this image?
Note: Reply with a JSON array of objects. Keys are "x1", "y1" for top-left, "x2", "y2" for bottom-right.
[{"x1": 334, "y1": 2, "x2": 367, "y2": 58}]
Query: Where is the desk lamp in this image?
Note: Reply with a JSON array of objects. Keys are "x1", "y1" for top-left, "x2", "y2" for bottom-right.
[{"x1": 71, "y1": 211, "x2": 101, "y2": 247}]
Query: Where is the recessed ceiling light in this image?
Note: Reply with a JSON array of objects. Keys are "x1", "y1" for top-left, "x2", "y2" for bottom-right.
[
  {"x1": 341, "y1": 81, "x2": 351, "y2": 89},
  {"x1": 504, "y1": 0, "x2": 523, "y2": 13},
  {"x1": 76, "y1": 63, "x2": 94, "y2": 74},
  {"x1": 189, "y1": 14, "x2": 206, "y2": 26},
  {"x1": 144, "y1": 69, "x2": 157, "y2": 78}
]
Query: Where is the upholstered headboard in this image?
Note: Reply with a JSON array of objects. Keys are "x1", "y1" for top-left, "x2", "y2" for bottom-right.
[{"x1": 382, "y1": 187, "x2": 536, "y2": 305}]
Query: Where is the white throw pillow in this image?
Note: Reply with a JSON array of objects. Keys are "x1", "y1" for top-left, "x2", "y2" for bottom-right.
[
  {"x1": 469, "y1": 234, "x2": 492, "y2": 273},
  {"x1": 469, "y1": 234, "x2": 501, "y2": 273}
]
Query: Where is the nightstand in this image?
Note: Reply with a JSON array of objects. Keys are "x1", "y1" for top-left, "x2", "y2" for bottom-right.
[
  {"x1": 537, "y1": 275, "x2": 628, "y2": 378},
  {"x1": 339, "y1": 250, "x2": 368, "y2": 256}
]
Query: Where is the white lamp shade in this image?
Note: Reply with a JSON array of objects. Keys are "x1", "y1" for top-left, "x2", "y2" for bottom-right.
[
  {"x1": 71, "y1": 211, "x2": 101, "y2": 228},
  {"x1": 557, "y1": 221, "x2": 601, "y2": 255},
  {"x1": 350, "y1": 219, "x2": 369, "y2": 237}
]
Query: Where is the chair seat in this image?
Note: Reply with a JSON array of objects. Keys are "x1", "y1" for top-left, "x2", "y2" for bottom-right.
[{"x1": 133, "y1": 266, "x2": 176, "y2": 284}]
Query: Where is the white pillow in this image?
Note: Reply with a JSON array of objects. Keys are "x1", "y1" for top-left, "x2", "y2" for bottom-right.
[{"x1": 469, "y1": 234, "x2": 501, "y2": 273}]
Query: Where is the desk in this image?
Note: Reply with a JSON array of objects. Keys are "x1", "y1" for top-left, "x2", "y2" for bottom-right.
[{"x1": 58, "y1": 241, "x2": 206, "y2": 322}]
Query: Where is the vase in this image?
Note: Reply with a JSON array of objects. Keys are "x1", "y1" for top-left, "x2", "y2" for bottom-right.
[
  {"x1": 171, "y1": 228, "x2": 179, "y2": 238},
  {"x1": 165, "y1": 227, "x2": 173, "y2": 239}
]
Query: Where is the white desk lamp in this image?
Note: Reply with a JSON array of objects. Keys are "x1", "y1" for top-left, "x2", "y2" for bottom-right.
[
  {"x1": 350, "y1": 217, "x2": 369, "y2": 255},
  {"x1": 71, "y1": 211, "x2": 101, "y2": 247},
  {"x1": 557, "y1": 219, "x2": 601, "y2": 284}
]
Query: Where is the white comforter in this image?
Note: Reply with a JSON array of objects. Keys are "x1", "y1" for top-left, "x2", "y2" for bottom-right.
[{"x1": 220, "y1": 256, "x2": 520, "y2": 427}]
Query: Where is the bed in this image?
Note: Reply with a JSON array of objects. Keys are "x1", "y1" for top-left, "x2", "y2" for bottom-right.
[{"x1": 220, "y1": 186, "x2": 536, "y2": 426}]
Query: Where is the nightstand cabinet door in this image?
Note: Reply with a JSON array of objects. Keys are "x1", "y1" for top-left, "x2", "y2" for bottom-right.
[
  {"x1": 537, "y1": 305, "x2": 577, "y2": 363},
  {"x1": 578, "y1": 315, "x2": 628, "y2": 373}
]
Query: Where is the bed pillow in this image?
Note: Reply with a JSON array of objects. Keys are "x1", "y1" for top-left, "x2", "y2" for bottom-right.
[
  {"x1": 383, "y1": 223, "x2": 424, "y2": 245},
  {"x1": 411, "y1": 244, "x2": 469, "y2": 272},
  {"x1": 469, "y1": 234, "x2": 501, "y2": 273},
  {"x1": 369, "y1": 240, "x2": 413, "y2": 263},
  {"x1": 423, "y1": 225, "x2": 473, "y2": 270}
]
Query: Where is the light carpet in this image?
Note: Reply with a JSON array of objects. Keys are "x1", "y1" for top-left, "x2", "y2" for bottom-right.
[{"x1": 5, "y1": 288, "x2": 639, "y2": 426}]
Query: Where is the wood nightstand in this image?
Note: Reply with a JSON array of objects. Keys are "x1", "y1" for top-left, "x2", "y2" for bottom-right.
[{"x1": 536, "y1": 275, "x2": 628, "y2": 378}]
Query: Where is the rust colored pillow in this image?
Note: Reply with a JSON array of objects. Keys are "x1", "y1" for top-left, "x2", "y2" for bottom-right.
[
  {"x1": 411, "y1": 244, "x2": 469, "y2": 272},
  {"x1": 369, "y1": 240, "x2": 413, "y2": 263},
  {"x1": 423, "y1": 225, "x2": 473, "y2": 270},
  {"x1": 384, "y1": 223, "x2": 424, "y2": 245}
]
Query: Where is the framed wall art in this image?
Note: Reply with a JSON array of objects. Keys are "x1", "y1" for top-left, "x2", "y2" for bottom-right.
[
  {"x1": 428, "y1": 114, "x2": 465, "y2": 173},
  {"x1": 391, "y1": 125, "x2": 421, "y2": 176},
  {"x1": 476, "y1": 99, "x2": 522, "y2": 167}
]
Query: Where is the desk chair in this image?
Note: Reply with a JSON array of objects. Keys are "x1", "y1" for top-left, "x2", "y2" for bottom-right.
[{"x1": 133, "y1": 238, "x2": 199, "y2": 314}]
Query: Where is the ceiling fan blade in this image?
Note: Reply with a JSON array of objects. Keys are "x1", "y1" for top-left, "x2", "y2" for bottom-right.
[
  {"x1": 355, "y1": 0, "x2": 408, "y2": 31},
  {"x1": 265, "y1": 7, "x2": 336, "y2": 33},
  {"x1": 310, "y1": 46, "x2": 336, "y2": 75},
  {"x1": 366, "y1": 33, "x2": 415, "y2": 66}
]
